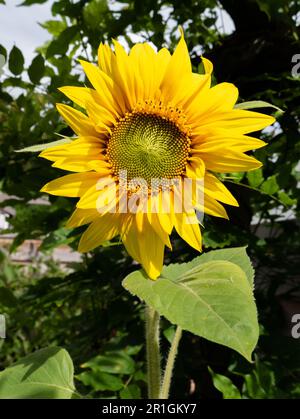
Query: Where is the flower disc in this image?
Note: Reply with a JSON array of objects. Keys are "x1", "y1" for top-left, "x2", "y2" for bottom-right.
[{"x1": 107, "y1": 112, "x2": 190, "y2": 185}]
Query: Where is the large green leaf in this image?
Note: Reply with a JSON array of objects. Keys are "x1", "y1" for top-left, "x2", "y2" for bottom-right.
[
  {"x1": 0, "y1": 347, "x2": 77, "y2": 399},
  {"x1": 123, "y1": 258, "x2": 259, "y2": 361},
  {"x1": 161, "y1": 247, "x2": 254, "y2": 286}
]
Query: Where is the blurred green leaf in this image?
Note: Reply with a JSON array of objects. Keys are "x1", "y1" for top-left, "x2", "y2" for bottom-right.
[
  {"x1": 277, "y1": 191, "x2": 297, "y2": 206},
  {"x1": 77, "y1": 371, "x2": 123, "y2": 392},
  {"x1": 83, "y1": 0, "x2": 109, "y2": 30},
  {"x1": 0, "y1": 44, "x2": 7, "y2": 61},
  {"x1": 28, "y1": 54, "x2": 45, "y2": 84},
  {"x1": 81, "y1": 351, "x2": 135, "y2": 375},
  {"x1": 8, "y1": 46, "x2": 24, "y2": 75},
  {"x1": 247, "y1": 168, "x2": 264, "y2": 188},
  {"x1": 0, "y1": 287, "x2": 18, "y2": 308},
  {"x1": 261, "y1": 175, "x2": 279, "y2": 195},
  {"x1": 209, "y1": 368, "x2": 241, "y2": 399},
  {"x1": 19, "y1": 0, "x2": 48, "y2": 5},
  {"x1": 46, "y1": 26, "x2": 78, "y2": 58},
  {"x1": 120, "y1": 384, "x2": 141, "y2": 399},
  {"x1": 40, "y1": 20, "x2": 67, "y2": 36}
]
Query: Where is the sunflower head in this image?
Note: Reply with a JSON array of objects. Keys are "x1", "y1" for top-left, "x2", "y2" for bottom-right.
[{"x1": 40, "y1": 29, "x2": 275, "y2": 279}]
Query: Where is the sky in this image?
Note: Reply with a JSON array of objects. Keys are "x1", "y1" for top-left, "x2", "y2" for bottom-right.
[
  {"x1": 0, "y1": 0, "x2": 54, "y2": 65},
  {"x1": 0, "y1": 0, "x2": 234, "y2": 67}
]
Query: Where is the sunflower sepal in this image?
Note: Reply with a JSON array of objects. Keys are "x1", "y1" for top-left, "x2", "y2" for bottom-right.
[
  {"x1": 15, "y1": 137, "x2": 73, "y2": 153},
  {"x1": 234, "y1": 100, "x2": 283, "y2": 112}
]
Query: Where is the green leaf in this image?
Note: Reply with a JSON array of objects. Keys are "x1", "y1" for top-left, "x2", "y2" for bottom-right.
[
  {"x1": 0, "y1": 287, "x2": 18, "y2": 308},
  {"x1": 120, "y1": 384, "x2": 141, "y2": 399},
  {"x1": 81, "y1": 351, "x2": 135, "y2": 375},
  {"x1": 261, "y1": 175, "x2": 279, "y2": 195},
  {"x1": 28, "y1": 54, "x2": 45, "y2": 84},
  {"x1": 76, "y1": 371, "x2": 123, "y2": 392},
  {"x1": 46, "y1": 26, "x2": 78, "y2": 58},
  {"x1": 235, "y1": 100, "x2": 283, "y2": 112},
  {"x1": 8, "y1": 46, "x2": 24, "y2": 76},
  {"x1": 277, "y1": 191, "x2": 297, "y2": 206},
  {"x1": 0, "y1": 44, "x2": 7, "y2": 61},
  {"x1": 247, "y1": 168, "x2": 264, "y2": 188},
  {"x1": 123, "y1": 257, "x2": 259, "y2": 361},
  {"x1": 40, "y1": 227, "x2": 75, "y2": 251},
  {"x1": 40, "y1": 20, "x2": 67, "y2": 36},
  {"x1": 15, "y1": 138, "x2": 72, "y2": 153},
  {"x1": 0, "y1": 347, "x2": 77, "y2": 399},
  {"x1": 162, "y1": 247, "x2": 254, "y2": 286},
  {"x1": 83, "y1": 0, "x2": 109, "y2": 30},
  {"x1": 19, "y1": 0, "x2": 48, "y2": 5},
  {"x1": 208, "y1": 368, "x2": 241, "y2": 399}
]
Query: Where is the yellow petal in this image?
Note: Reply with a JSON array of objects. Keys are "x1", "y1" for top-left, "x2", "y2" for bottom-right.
[
  {"x1": 85, "y1": 100, "x2": 116, "y2": 132},
  {"x1": 195, "y1": 109, "x2": 275, "y2": 134},
  {"x1": 121, "y1": 215, "x2": 141, "y2": 264},
  {"x1": 192, "y1": 134, "x2": 266, "y2": 153},
  {"x1": 174, "y1": 210, "x2": 202, "y2": 252},
  {"x1": 197, "y1": 151, "x2": 263, "y2": 173},
  {"x1": 98, "y1": 42, "x2": 115, "y2": 77},
  {"x1": 39, "y1": 137, "x2": 105, "y2": 162},
  {"x1": 136, "y1": 213, "x2": 165, "y2": 280},
  {"x1": 79, "y1": 59, "x2": 125, "y2": 116},
  {"x1": 77, "y1": 178, "x2": 117, "y2": 211},
  {"x1": 146, "y1": 206, "x2": 172, "y2": 249},
  {"x1": 201, "y1": 173, "x2": 238, "y2": 207},
  {"x1": 66, "y1": 208, "x2": 99, "y2": 228},
  {"x1": 111, "y1": 40, "x2": 137, "y2": 109},
  {"x1": 50, "y1": 153, "x2": 110, "y2": 173},
  {"x1": 172, "y1": 72, "x2": 210, "y2": 110},
  {"x1": 40, "y1": 172, "x2": 101, "y2": 197},
  {"x1": 152, "y1": 190, "x2": 174, "y2": 234},
  {"x1": 58, "y1": 86, "x2": 94, "y2": 109},
  {"x1": 155, "y1": 47, "x2": 171, "y2": 92},
  {"x1": 78, "y1": 213, "x2": 120, "y2": 252},
  {"x1": 186, "y1": 156, "x2": 206, "y2": 180},
  {"x1": 160, "y1": 28, "x2": 192, "y2": 98},
  {"x1": 56, "y1": 103, "x2": 98, "y2": 137},
  {"x1": 195, "y1": 194, "x2": 229, "y2": 219},
  {"x1": 187, "y1": 82, "x2": 239, "y2": 127},
  {"x1": 201, "y1": 56, "x2": 213, "y2": 75}
]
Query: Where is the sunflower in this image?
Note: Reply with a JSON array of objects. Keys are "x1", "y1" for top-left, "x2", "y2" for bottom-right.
[{"x1": 40, "y1": 29, "x2": 275, "y2": 279}]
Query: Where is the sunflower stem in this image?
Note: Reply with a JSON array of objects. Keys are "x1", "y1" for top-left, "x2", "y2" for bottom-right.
[
  {"x1": 159, "y1": 326, "x2": 182, "y2": 399},
  {"x1": 145, "y1": 305, "x2": 161, "y2": 399}
]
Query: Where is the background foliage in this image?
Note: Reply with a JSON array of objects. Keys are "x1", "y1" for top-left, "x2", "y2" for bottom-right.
[{"x1": 0, "y1": 0, "x2": 299, "y2": 398}]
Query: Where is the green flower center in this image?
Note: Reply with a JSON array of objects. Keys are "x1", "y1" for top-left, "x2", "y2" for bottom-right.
[{"x1": 107, "y1": 113, "x2": 190, "y2": 185}]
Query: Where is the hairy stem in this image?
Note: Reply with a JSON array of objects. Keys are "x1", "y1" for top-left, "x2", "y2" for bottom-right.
[
  {"x1": 160, "y1": 326, "x2": 182, "y2": 399},
  {"x1": 145, "y1": 305, "x2": 161, "y2": 399}
]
